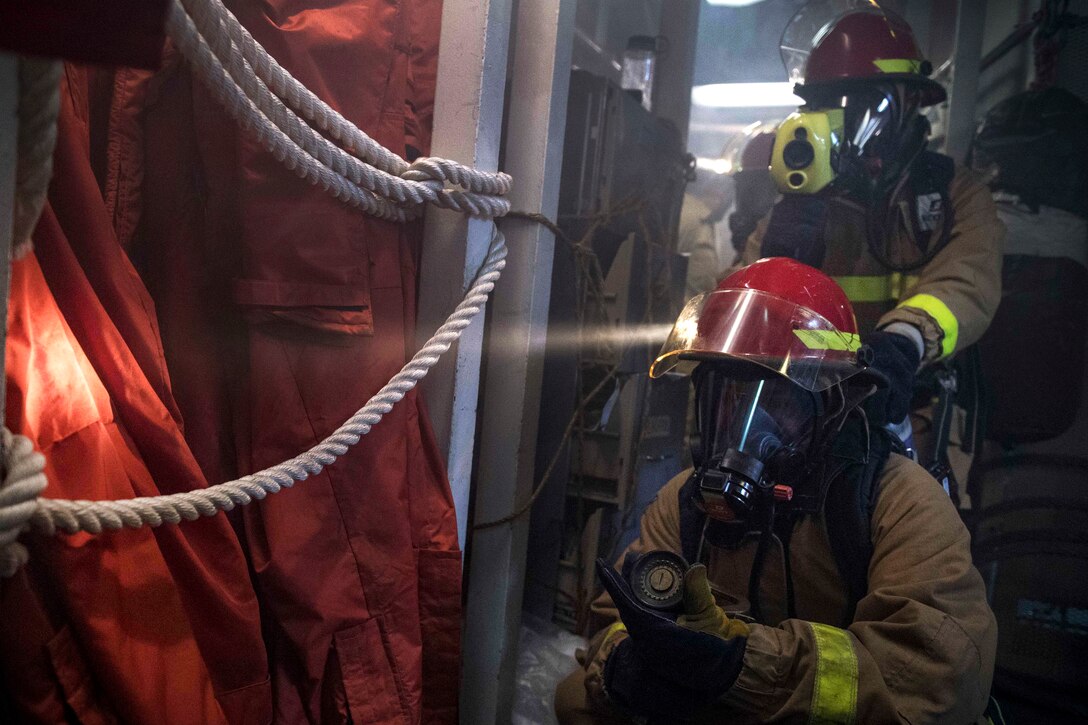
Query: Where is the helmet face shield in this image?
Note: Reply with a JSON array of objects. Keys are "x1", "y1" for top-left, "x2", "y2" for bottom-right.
[
  {"x1": 695, "y1": 369, "x2": 817, "y2": 466},
  {"x1": 651, "y1": 288, "x2": 862, "y2": 391},
  {"x1": 780, "y1": 0, "x2": 887, "y2": 85}
]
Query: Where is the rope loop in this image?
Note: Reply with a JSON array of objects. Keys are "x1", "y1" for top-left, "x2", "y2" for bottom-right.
[
  {"x1": 168, "y1": 0, "x2": 512, "y2": 220},
  {"x1": 0, "y1": 430, "x2": 48, "y2": 576}
]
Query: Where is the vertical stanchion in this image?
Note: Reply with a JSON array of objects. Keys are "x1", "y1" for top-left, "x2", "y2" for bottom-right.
[
  {"x1": 417, "y1": 0, "x2": 513, "y2": 551},
  {"x1": 461, "y1": 0, "x2": 576, "y2": 721},
  {"x1": 652, "y1": 0, "x2": 701, "y2": 147},
  {"x1": 944, "y1": 0, "x2": 986, "y2": 163}
]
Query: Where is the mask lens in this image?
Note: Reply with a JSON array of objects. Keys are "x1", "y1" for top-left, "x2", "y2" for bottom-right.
[{"x1": 699, "y1": 370, "x2": 816, "y2": 466}]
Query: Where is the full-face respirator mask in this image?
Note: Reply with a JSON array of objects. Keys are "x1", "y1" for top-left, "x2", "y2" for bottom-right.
[
  {"x1": 690, "y1": 364, "x2": 820, "y2": 523},
  {"x1": 763, "y1": 84, "x2": 953, "y2": 272}
]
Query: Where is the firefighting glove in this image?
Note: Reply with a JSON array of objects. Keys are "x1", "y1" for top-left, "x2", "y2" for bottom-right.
[
  {"x1": 861, "y1": 329, "x2": 922, "y2": 427},
  {"x1": 759, "y1": 194, "x2": 831, "y2": 268},
  {"x1": 596, "y1": 558, "x2": 748, "y2": 718},
  {"x1": 677, "y1": 564, "x2": 750, "y2": 640},
  {"x1": 602, "y1": 637, "x2": 710, "y2": 722}
]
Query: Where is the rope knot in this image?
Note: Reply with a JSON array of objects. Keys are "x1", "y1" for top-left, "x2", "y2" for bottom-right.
[{"x1": 0, "y1": 428, "x2": 48, "y2": 577}]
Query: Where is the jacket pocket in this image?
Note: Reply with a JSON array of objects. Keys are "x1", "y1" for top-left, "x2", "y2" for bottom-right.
[
  {"x1": 334, "y1": 618, "x2": 412, "y2": 725},
  {"x1": 417, "y1": 548, "x2": 462, "y2": 725},
  {"x1": 232, "y1": 278, "x2": 373, "y2": 336},
  {"x1": 45, "y1": 625, "x2": 119, "y2": 725}
]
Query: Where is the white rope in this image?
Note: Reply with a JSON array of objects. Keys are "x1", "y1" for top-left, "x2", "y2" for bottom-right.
[
  {"x1": 0, "y1": 429, "x2": 48, "y2": 577},
  {"x1": 11, "y1": 58, "x2": 62, "y2": 258},
  {"x1": 166, "y1": 0, "x2": 512, "y2": 219},
  {"x1": 0, "y1": 230, "x2": 504, "y2": 549}
]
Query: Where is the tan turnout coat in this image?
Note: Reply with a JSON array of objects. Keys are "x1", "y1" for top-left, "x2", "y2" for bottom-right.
[{"x1": 557, "y1": 454, "x2": 998, "y2": 724}]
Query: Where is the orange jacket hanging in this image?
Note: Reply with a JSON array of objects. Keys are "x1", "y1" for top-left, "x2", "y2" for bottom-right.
[
  {"x1": 1, "y1": 65, "x2": 271, "y2": 724},
  {"x1": 133, "y1": 1, "x2": 460, "y2": 722}
]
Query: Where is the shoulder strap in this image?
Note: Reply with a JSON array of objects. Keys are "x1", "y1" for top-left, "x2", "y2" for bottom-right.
[
  {"x1": 678, "y1": 473, "x2": 706, "y2": 564},
  {"x1": 911, "y1": 150, "x2": 955, "y2": 196},
  {"x1": 822, "y1": 414, "x2": 893, "y2": 626}
]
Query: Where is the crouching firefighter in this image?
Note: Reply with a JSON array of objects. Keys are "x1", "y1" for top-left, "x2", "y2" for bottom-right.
[{"x1": 555, "y1": 259, "x2": 998, "y2": 724}]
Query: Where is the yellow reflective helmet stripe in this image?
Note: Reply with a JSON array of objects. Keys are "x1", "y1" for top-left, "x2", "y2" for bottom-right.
[
  {"x1": 808, "y1": 622, "x2": 859, "y2": 725},
  {"x1": 898, "y1": 293, "x2": 959, "y2": 358},
  {"x1": 832, "y1": 274, "x2": 919, "y2": 304},
  {"x1": 873, "y1": 58, "x2": 923, "y2": 74},
  {"x1": 794, "y1": 330, "x2": 862, "y2": 352}
]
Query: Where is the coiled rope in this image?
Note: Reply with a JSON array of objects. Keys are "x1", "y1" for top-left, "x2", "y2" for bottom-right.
[
  {"x1": 0, "y1": 0, "x2": 512, "y2": 572},
  {"x1": 166, "y1": 0, "x2": 512, "y2": 220}
]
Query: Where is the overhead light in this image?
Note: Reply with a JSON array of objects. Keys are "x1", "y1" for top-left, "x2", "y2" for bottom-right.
[
  {"x1": 691, "y1": 82, "x2": 802, "y2": 108},
  {"x1": 706, "y1": 0, "x2": 769, "y2": 6},
  {"x1": 696, "y1": 156, "x2": 734, "y2": 175}
]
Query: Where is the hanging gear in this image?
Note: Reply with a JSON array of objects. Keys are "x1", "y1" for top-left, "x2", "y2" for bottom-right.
[{"x1": 971, "y1": 86, "x2": 1088, "y2": 219}]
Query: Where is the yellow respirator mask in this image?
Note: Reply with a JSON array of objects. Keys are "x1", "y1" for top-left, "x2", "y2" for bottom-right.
[{"x1": 770, "y1": 109, "x2": 844, "y2": 195}]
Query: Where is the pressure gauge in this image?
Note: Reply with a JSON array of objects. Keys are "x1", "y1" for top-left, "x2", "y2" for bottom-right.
[{"x1": 628, "y1": 550, "x2": 688, "y2": 612}]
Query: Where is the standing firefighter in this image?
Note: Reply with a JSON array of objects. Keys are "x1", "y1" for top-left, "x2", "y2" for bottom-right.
[
  {"x1": 555, "y1": 258, "x2": 997, "y2": 724},
  {"x1": 744, "y1": 1, "x2": 1004, "y2": 500}
]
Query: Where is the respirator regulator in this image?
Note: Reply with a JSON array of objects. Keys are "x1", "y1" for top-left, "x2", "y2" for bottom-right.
[{"x1": 690, "y1": 365, "x2": 816, "y2": 524}]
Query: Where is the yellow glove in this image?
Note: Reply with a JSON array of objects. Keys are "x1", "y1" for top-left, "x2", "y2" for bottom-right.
[{"x1": 676, "y1": 564, "x2": 749, "y2": 640}]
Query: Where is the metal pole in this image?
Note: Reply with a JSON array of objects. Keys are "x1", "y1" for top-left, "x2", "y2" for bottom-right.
[
  {"x1": 651, "y1": 0, "x2": 701, "y2": 146},
  {"x1": 944, "y1": 0, "x2": 987, "y2": 163},
  {"x1": 417, "y1": 0, "x2": 513, "y2": 551},
  {"x1": 461, "y1": 0, "x2": 576, "y2": 721},
  {"x1": 0, "y1": 54, "x2": 19, "y2": 423},
  {"x1": 903, "y1": 0, "x2": 934, "y2": 60}
]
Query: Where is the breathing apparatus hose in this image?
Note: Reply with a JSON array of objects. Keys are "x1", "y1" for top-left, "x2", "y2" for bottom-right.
[{"x1": 746, "y1": 496, "x2": 777, "y2": 624}]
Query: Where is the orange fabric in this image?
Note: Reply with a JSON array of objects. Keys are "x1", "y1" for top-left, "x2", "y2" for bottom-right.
[
  {"x1": 0, "y1": 66, "x2": 272, "y2": 724},
  {"x1": 133, "y1": 2, "x2": 460, "y2": 723}
]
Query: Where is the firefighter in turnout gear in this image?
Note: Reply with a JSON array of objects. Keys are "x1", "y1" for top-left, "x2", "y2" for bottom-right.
[
  {"x1": 554, "y1": 258, "x2": 997, "y2": 724},
  {"x1": 744, "y1": 2, "x2": 1004, "y2": 502}
]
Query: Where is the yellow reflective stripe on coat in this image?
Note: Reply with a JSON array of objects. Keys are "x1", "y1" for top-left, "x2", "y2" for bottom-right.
[
  {"x1": 898, "y1": 293, "x2": 959, "y2": 358},
  {"x1": 794, "y1": 330, "x2": 862, "y2": 352},
  {"x1": 832, "y1": 274, "x2": 919, "y2": 304},
  {"x1": 808, "y1": 623, "x2": 859, "y2": 725}
]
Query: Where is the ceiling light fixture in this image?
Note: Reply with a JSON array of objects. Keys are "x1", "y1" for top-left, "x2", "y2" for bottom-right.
[{"x1": 691, "y1": 82, "x2": 802, "y2": 108}]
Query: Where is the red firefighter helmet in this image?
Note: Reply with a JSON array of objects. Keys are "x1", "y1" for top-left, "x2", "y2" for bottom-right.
[
  {"x1": 719, "y1": 121, "x2": 778, "y2": 175},
  {"x1": 739, "y1": 130, "x2": 776, "y2": 173},
  {"x1": 781, "y1": 1, "x2": 945, "y2": 107},
  {"x1": 651, "y1": 258, "x2": 862, "y2": 391}
]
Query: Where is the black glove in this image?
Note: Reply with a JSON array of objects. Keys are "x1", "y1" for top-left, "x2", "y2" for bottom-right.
[
  {"x1": 861, "y1": 330, "x2": 922, "y2": 426},
  {"x1": 596, "y1": 558, "x2": 747, "y2": 719},
  {"x1": 759, "y1": 194, "x2": 831, "y2": 267},
  {"x1": 602, "y1": 639, "x2": 709, "y2": 722}
]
